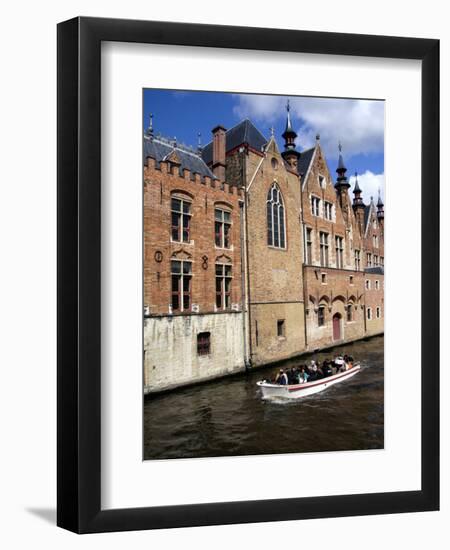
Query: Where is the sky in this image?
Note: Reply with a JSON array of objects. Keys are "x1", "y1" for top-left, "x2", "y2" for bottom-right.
[{"x1": 143, "y1": 89, "x2": 384, "y2": 202}]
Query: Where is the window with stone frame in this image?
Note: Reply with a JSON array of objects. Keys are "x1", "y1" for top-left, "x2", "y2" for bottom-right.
[
  {"x1": 277, "y1": 319, "x2": 286, "y2": 338},
  {"x1": 215, "y1": 207, "x2": 232, "y2": 248},
  {"x1": 171, "y1": 259, "x2": 192, "y2": 312},
  {"x1": 318, "y1": 305, "x2": 325, "y2": 327},
  {"x1": 324, "y1": 201, "x2": 333, "y2": 220},
  {"x1": 347, "y1": 304, "x2": 353, "y2": 322},
  {"x1": 367, "y1": 307, "x2": 372, "y2": 320},
  {"x1": 365, "y1": 279, "x2": 371, "y2": 290},
  {"x1": 376, "y1": 306, "x2": 381, "y2": 319},
  {"x1": 215, "y1": 263, "x2": 232, "y2": 310},
  {"x1": 374, "y1": 254, "x2": 379, "y2": 266},
  {"x1": 380, "y1": 256, "x2": 384, "y2": 266},
  {"x1": 306, "y1": 227, "x2": 313, "y2": 264},
  {"x1": 366, "y1": 252, "x2": 372, "y2": 267},
  {"x1": 311, "y1": 195, "x2": 321, "y2": 217},
  {"x1": 267, "y1": 183, "x2": 286, "y2": 248},
  {"x1": 335, "y1": 236, "x2": 344, "y2": 269},
  {"x1": 171, "y1": 196, "x2": 191, "y2": 243},
  {"x1": 319, "y1": 231, "x2": 329, "y2": 267}
]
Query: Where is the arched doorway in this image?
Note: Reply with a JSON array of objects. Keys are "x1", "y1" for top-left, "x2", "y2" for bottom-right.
[{"x1": 332, "y1": 313, "x2": 342, "y2": 341}]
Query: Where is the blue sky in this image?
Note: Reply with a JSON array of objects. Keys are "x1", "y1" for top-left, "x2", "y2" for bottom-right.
[{"x1": 143, "y1": 89, "x2": 384, "y2": 201}]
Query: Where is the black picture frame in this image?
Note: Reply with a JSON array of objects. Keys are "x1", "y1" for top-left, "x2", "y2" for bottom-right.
[{"x1": 57, "y1": 16, "x2": 439, "y2": 533}]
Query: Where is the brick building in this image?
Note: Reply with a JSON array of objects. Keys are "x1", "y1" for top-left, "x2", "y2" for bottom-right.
[{"x1": 143, "y1": 104, "x2": 384, "y2": 393}]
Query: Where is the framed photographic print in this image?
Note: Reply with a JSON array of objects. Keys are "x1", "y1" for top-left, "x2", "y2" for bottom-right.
[{"x1": 57, "y1": 17, "x2": 439, "y2": 533}]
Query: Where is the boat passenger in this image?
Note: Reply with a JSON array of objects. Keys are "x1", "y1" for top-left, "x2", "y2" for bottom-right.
[
  {"x1": 334, "y1": 356, "x2": 345, "y2": 373},
  {"x1": 322, "y1": 361, "x2": 333, "y2": 377},
  {"x1": 276, "y1": 369, "x2": 289, "y2": 385},
  {"x1": 300, "y1": 366, "x2": 309, "y2": 383}
]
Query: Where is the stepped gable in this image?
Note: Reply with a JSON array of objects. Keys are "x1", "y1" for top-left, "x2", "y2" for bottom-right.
[
  {"x1": 144, "y1": 134, "x2": 216, "y2": 180},
  {"x1": 201, "y1": 119, "x2": 267, "y2": 165}
]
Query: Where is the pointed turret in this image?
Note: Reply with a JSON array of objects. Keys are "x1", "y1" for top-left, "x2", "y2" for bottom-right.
[
  {"x1": 147, "y1": 113, "x2": 154, "y2": 140},
  {"x1": 377, "y1": 188, "x2": 384, "y2": 221},
  {"x1": 281, "y1": 99, "x2": 301, "y2": 171},
  {"x1": 335, "y1": 142, "x2": 350, "y2": 190},
  {"x1": 352, "y1": 171, "x2": 364, "y2": 207}
]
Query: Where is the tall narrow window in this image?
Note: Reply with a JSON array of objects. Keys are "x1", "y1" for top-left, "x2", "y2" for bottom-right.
[
  {"x1": 311, "y1": 196, "x2": 321, "y2": 216},
  {"x1": 355, "y1": 249, "x2": 361, "y2": 271},
  {"x1": 306, "y1": 228, "x2": 313, "y2": 264},
  {"x1": 171, "y1": 197, "x2": 191, "y2": 243},
  {"x1": 376, "y1": 306, "x2": 381, "y2": 319},
  {"x1": 347, "y1": 304, "x2": 353, "y2": 322},
  {"x1": 324, "y1": 201, "x2": 333, "y2": 220},
  {"x1": 318, "y1": 305, "x2": 325, "y2": 327},
  {"x1": 319, "y1": 232, "x2": 329, "y2": 267},
  {"x1": 267, "y1": 183, "x2": 286, "y2": 248},
  {"x1": 367, "y1": 307, "x2": 372, "y2": 320},
  {"x1": 215, "y1": 263, "x2": 232, "y2": 310},
  {"x1": 335, "y1": 236, "x2": 344, "y2": 269},
  {"x1": 171, "y1": 260, "x2": 192, "y2": 312},
  {"x1": 277, "y1": 319, "x2": 285, "y2": 337},
  {"x1": 374, "y1": 255, "x2": 379, "y2": 266},
  {"x1": 215, "y1": 208, "x2": 231, "y2": 248},
  {"x1": 366, "y1": 252, "x2": 372, "y2": 267},
  {"x1": 380, "y1": 256, "x2": 384, "y2": 266}
]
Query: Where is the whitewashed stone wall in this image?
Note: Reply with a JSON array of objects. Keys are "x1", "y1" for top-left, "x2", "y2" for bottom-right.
[{"x1": 144, "y1": 312, "x2": 245, "y2": 393}]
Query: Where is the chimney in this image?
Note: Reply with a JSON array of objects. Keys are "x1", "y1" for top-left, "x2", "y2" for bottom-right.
[{"x1": 212, "y1": 125, "x2": 227, "y2": 183}]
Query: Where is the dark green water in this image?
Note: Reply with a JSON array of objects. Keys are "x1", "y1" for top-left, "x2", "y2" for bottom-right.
[{"x1": 143, "y1": 335, "x2": 384, "y2": 460}]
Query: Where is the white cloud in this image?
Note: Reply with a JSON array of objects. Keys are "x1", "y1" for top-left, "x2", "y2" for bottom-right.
[
  {"x1": 233, "y1": 95, "x2": 384, "y2": 161},
  {"x1": 349, "y1": 171, "x2": 384, "y2": 203}
]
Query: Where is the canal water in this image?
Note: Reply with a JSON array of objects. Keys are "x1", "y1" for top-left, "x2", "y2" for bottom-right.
[{"x1": 143, "y1": 335, "x2": 384, "y2": 460}]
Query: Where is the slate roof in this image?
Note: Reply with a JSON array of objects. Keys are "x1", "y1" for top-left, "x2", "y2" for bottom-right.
[
  {"x1": 144, "y1": 134, "x2": 216, "y2": 179},
  {"x1": 298, "y1": 147, "x2": 315, "y2": 177},
  {"x1": 364, "y1": 266, "x2": 384, "y2": 275},
  {"x1": 201, "y1": 119, "x2": 268, "y2": 165},
  {"x1": 364, "y1": 204, "x2": 371, "y2": 228}
]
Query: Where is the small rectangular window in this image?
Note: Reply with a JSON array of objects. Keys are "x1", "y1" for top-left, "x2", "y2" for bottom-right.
[
  {"x1": 277, "y1": 319, "x2": 285, "y2": 338},
  {"x1": 321, "y1": 273, "x2": 327, "y2": 284},
  {"x1": 367, "y1": 307, "x2": 372, "y2": 320},
  {"x1": 349, "y1": 276, "x2": 354, "y2": 285},
  {"x1": 197, "y1": 332, "x2": 211, "y2": 355},
  {"x1": 365, "y1": 279, "x2": 371, "y2": 290},
  {"x1": 376, "y1": 307, "x2": 381, "y2": 319}
]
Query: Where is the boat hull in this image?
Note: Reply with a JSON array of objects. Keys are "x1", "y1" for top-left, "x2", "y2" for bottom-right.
[{"x1": 257, "y1": 365, "x2": 361, "y2": 400}]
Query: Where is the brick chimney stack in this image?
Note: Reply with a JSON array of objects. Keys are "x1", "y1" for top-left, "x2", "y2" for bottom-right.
[{"x1": 212, "y1": 125, "x2": 227, "y2": 183}]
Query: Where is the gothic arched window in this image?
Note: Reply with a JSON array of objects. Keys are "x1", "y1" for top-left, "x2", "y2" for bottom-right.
[{"x1": 266, "y1": 183, "x2": 286, "y2": 248}]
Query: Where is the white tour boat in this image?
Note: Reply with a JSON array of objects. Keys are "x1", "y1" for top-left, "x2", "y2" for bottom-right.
[{"x1": 257, "y1": 363, "x2": 361, "y2": 400}]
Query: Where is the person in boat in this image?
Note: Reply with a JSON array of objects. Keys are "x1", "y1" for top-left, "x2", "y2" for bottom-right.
[
  {"x1": 334, "y1": 355, "x2": 345, "y2": 372},
  {"x1": 299, "y1": 366, "x2": 309, "y2": 384},
  {"x1": 276, "y1": 369, "x2": 289, "y2": 385},
  {"x1": 322, "y1": 360, "x2": 333, "y2": 378}
]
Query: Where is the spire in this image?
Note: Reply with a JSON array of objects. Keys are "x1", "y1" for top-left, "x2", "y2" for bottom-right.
[
  {"x1": 352, "y1": 171, "x2": 364, "y2": 208},
  {"x1": 377, "y1": 188, "x2": 384, "y2": 220},
  {"x1": 281, "y1": 99, "x2": 301, "y2": 170},
  {"x1": 281, "y1": 99, "x2": 298, "y2": 150},
  {"x1": 148, "y1": 113, "x2": 154, "y2": 139},
  {"x1": 377, "y1": 188, "x2": 384, "y2": 208},
  {"x1": 335, "y1": 142, "x2": 350, "y2": 190},
  {"x1": 197, "y1": 132, "x2": 202, "y2": 154}
]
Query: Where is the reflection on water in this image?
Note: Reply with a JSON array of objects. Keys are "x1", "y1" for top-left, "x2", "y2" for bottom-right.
[{"x1": 143, "y1": 335, "x2": 384, "y2": 459}]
